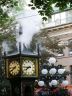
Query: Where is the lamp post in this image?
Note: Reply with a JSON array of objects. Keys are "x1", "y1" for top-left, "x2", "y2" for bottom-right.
[{"x1": 37, "y1": 57, "x2": 69, "y2": 96}]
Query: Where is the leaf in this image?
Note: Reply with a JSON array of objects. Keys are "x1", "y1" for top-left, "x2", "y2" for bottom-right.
[
  {"x1": 42, "y1": 16, "x2": 47, "y2": 21},
  {"x1": 31, "y1": 6, "x2": 36, "y2": 10},
  {"x1": 38, "y1": 10, "x2": 44, "y2": 16},
  {"x1": 28, "y1": 4, "x2": 33, "y2": 6},
  {"x1": 31, "y1": 0, "x2": 72, "y2": 21}
]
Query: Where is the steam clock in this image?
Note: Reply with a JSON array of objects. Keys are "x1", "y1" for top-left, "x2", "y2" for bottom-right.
[{"x1": 4, "y1": 43, "x2": 40, "y2": 96}]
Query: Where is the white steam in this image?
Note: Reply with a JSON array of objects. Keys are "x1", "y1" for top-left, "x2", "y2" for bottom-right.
[
  {"x1": 2, "y1": 41, "x2": 10, "y2": 54},
  {"x1": 2, "y1": 1, "x2": 42, "y2": 53},
  {"x1": 16, "y1": 8, "x2": 42, "y2": 48}
]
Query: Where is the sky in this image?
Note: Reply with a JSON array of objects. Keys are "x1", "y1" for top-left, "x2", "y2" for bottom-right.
[{"x1": 16, "y1": 0, "x2": 42, "y2": 48}]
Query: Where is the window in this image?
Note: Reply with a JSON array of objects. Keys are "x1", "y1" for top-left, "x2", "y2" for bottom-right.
[
  {"x1": 67, "y1": 10, "x2": 72, "y2": 18},
  {"x1": 57, "y1": 41, "x2": 64, "y2": 57},
  {"x1": 48, "y1": 15, "x2": 55, "y2": 23},
  {"x1": 68, "y1": 39, "x2": 72, "y2": 56},
  {"x1": 70, "y1": 65, "x2": 72, "y2": 84},
  {"x1": 55, "y1": 13, "x2": 61, "y2": 25},
  {"x1": 46, "y1": 9, "x2": 72, "y2": 28},
  {"x1": 57, "y1": 48, "x2": 64, "y2": 57},
  {"x1": 66, "y1": 10, "x2": 72, "y2": 23},
  {"x1": 61, "y1": 12, "x2": 66, "y2": 24}
]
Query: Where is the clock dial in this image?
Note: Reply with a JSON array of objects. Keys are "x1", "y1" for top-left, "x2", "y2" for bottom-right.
[
  {"x1": 22, "y1": 60, "x2": 35, "y2": 76},
  {"x1": 9, "y1": 61, "x2": 20, "y2": 76}
]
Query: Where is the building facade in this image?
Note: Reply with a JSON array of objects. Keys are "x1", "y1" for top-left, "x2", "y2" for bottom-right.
[{"x1": 40, "y1": 9, "x2": 72, "y2": 84}]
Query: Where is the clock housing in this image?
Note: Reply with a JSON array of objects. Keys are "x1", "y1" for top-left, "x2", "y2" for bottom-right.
[
  {"x1": 9, "y1": 60, "x2": 20, "y2": 76},
  {"x1": 6, "y1": 58, "x2": 21, "y2": 78},
  {"x1": 4, "y1": 44, "x2": 40, "y2": 79},
  {"x1": 21, "y1": 57, "x2": 39, "y2": 78}
]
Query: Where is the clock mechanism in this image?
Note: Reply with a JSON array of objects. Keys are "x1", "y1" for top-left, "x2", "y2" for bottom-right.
[
  {"x1": 22, "y1": 60, "x2": 35, "y2": 76},
  {"x1": 9, "y1": 61, "x2": 20, "y2": 76}
]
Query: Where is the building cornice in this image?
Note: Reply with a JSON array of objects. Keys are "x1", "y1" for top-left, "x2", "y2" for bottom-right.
[{"x1": 41, "y1": 23, "x2": 72, "y2": 33}]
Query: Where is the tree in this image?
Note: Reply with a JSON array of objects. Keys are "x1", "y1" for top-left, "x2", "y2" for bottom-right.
[
  {"x1": 0, "y1": 25, "x2": 17, "y2": 54},
  {"x1": 30, "y1": 0, "x2": 72, "y2": 20},
  {"x1": 0, "y1": 0, "x2": 23, "y2": 30},
  {"x1": 30, "y1": 31, "x2": 65, "y2": 63},
  {"x1": 30, "y1": 32, "x2": 64, "y2": 52}
]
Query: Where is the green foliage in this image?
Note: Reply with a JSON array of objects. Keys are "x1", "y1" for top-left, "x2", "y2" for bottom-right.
[
  {"x1": 30, "y1": 33, "x2": 63, "y2": 63},
  {"x1": 30, "y1": 31, "x2": 65, "y2": 63},
  {"x1": 31, "y1": 0, "x2": 72, "y2": 20},
  {"x1": 0, "y1": 0, "x2": 22, "y2": 30},
  {"x1": 0, "y1": 25, "x2": 16, "y2": 53},
  {"x1": 0, "y1": 33, "x2": 15, "y2": 43},
  {"x1": 30, "y1": 32, "x2": 64, "y2": 53}
]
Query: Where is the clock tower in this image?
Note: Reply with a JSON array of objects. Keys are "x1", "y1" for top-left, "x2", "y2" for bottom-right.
[{"x1": 4, "y1": 43, "x2": 40, "y2": 96}]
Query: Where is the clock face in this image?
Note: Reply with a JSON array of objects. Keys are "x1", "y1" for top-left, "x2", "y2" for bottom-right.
[
  {"x1": 22, "y1": 60, "x2": 35, "y2": 76},
  {"x1": 9, "y1": 61, "x2": 20, "y2": 76}
]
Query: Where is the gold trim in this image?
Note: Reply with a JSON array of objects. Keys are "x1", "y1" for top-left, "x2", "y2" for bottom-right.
[
  {"x1": 36, "y1": 59, "x2": 38, "y2": 77},
  {"x1": 6, "y1": 59, "x2": 9, "y2": 78},
  {"x1": 21, "y1": 57, "x2": 39, "y2": 77},
  {"x1": 9, "y1": 61, "x2": 20, "y2": 76},
  {"x1": 4, "y1": 59, "x2": 6, "y2": 75}
]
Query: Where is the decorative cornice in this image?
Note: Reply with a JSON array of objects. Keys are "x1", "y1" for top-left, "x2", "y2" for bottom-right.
[{"x1": 41, "y1": 23, "x2": 72, "y2": 33}]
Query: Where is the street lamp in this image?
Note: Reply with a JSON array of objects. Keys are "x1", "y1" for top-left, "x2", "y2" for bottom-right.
[
  {"x1": 48, "y1": 57, "x2": 56, "y2": 64},
  {"x1": 38, "y1": 81, "x2": 45, "y2": 87},
  {"x1": 38, "y1": 57, "x2": 69, "y2": 88},
  {"x1": 41, "y1": 69, "x2": 48, "y2": 75},
  {"x1": 49, "y1": 68, "x2": 57, "y2": 75}
]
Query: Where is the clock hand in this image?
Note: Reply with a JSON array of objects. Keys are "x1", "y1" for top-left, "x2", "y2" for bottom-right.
[
  {"x1": 10, "y1": 66, "x2": 16, "y2": 71},
  {"x1": 26, "y1": 66, "x2": 31, "y2": 70}
]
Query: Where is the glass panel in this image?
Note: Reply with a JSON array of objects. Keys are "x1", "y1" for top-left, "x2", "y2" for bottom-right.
[
  {"x1": 70, "y1": 65, "x2": 72, "y2": 84},
  {"x1": 67, "y1": 10, "x2": 72, "y2": 17},
  {"x1": 61, "y1": 12, "x2": 66, "y2": 24},
  {"x1": 61, "y1": 12, "x2": 66, "y2": 19},
  {"x1": 68, "y1": 39, "x2": 72, "y2": 48},
  {"x1": 58, "y1": 49, "x2": 64, "y2": 54},
  {"x1": 48, "y1": 18, "x2": 52, "y2": 23},
  {"x1": 68, "y1": 39, "x2": 72, "y2": 56},
  {"x1": 48, "y1": 15, "x2": 55, "y2": 23},
  {"x1": 66, "y1": 10, "x2": 72, "y2": 23},
  {"x1": 54, "y1": 13, "x2": 61, "y2": 25},
  {"x1": 52, "y1": 15, "x2": 55, "y2": 22},
  {"x1": 44, "y1": 10, "x2": 72, "y2": 28},
  {"x1": 55, "y1": 13, "x2": 60, "y2": 20}
]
